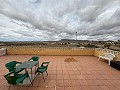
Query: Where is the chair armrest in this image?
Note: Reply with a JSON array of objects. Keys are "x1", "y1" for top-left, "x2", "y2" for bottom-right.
[
  {"x1": 28, "y1": 58, "x2": 32, "y2": 61},
  {"x1": 16, "y1": 61, "x2": 22, "y2": 64},
  {"x1": 42, "y1": 61, "x2": 50, "y2": 64},
  {"x1": 4, "y1": 71, "x2": 14, "y2": 77},
  {"x1": 15, "y1": 62, "x2": 23, "y2": 67}
]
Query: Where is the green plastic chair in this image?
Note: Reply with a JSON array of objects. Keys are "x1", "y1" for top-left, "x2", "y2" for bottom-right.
[
  {"x1": 5, "y1": 61, "x2": 24, "y2": 74},
  {"x1": 4, "y1": 71, "x2": 33, "y2": 90},
  {"x1": 28, "y1": 56, "x2": 39, "y2": 71},
  {"x1": 35, "y1": 61, "x2": 50, "y2": 82},
  {"x1": 28, "y1": 56, "x2": 39, "y2": 61}
]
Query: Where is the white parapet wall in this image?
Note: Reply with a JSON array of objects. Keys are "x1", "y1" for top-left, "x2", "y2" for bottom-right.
[
  {"x1": 0, "y1": 46, "x2": 120, "y2": 61},
  {"x1": 0, "y1": 46, "x2": 94, "y2": 56},
  {"x1": 0, "y1": 48, "x2": 7, "y2": 56}
]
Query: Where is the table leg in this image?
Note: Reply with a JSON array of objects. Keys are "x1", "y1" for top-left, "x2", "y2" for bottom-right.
[{"x1": 31, "y1": 68, "x2": 33, "y2": 80}]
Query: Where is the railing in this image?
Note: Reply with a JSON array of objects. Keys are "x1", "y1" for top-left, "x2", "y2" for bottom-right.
[
  {"x1": 94, "y1": 48, "x2": 120, "y2": 60},
  {"x1": 95, "y1": 48, "x2": 120, "y2": 55}
]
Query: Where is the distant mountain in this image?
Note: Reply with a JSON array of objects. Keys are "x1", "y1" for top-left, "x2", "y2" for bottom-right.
[
  {"x1": 59, "y1": 39, "x2": 76, "y2": 41},
  {"x1": 59, "y1": 39, "x2": 91, "y2": 42}
]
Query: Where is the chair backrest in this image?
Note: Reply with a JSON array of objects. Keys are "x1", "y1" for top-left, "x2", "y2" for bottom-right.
[
  {"x1": 31, "y1": 56, "x2": 39, "y2": 61},
  {"x1": 5, "y1": 61, "x2": 18, "y2": 72},
  {"x1": 4, "y1": 72, "x2": 17, "y2": 85},
  {"x1": 4, "y1": 72, "x2": 29, "y2": 85},
  {"x1": 41, "y1": 61, "x2": 50, "y2": 69}
]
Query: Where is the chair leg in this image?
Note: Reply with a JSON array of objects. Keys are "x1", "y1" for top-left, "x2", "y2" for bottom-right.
[
  {"x1": 109, "y1": 60, "x2": 110, "y2": 65},
  {"x1": 35, "y1": 63, "x2": 39, "y2": 71},
  {"x1": 20, "y1": 83, "x2": 22, "y2": 90},
  {"x1": 35, "y1": 67, "x2": 36, "y2": 73},
  {"x1": 9, "y1": 85, "x2": 11, "y2": 90},
  {"x1": 42, "y1": 74, "x2": 45, "y2": 82},
  {"x1": 46, "y1": 71, "x2": 48, "y2": 76},
  {"x1": 37, "y1": 63, "x2": 39, "y2": 68},
  {"x1": 28, "y1": 76, "x2": 33, "y2": 85},
  {"x1": 98, "y1": 57, "x2": 100, "y2": 61}
]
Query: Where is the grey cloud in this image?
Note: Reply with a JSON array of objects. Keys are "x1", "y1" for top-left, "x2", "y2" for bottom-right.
[
  {"x1": 0, "y1": 0, "x2": 120, "y2": 41},
  {"x1": 12, "y1": 29, "x2": 34, "y2": 37}
]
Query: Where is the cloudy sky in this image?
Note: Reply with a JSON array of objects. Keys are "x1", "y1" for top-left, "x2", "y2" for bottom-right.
[{"x1": 0, "y1": 0, "x2": 120, "y2": 41}]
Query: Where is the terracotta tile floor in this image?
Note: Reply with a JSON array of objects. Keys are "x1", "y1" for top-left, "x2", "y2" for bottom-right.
[{"x1": 0, "y1": 55, "x2": 120, "y2": 90}]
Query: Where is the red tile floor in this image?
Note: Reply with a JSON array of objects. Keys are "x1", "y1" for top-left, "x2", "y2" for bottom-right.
[{"x1": 0, "y1": 55, "x2": 120, "y2": 90}]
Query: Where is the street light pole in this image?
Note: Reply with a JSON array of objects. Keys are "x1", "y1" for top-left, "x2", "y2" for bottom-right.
[{"x1": 76, "y1": 32, "x2": 77, "y2": 40}]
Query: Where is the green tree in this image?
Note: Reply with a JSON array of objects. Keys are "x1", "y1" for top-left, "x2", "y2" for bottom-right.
[{"x1": 104, "y1": 43, "x2": 111, "y2": 49}]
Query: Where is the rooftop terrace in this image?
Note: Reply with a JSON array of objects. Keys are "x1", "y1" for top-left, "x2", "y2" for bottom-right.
[{"x1": 0, "y1": 55, "x2": 120, "y2": 90}]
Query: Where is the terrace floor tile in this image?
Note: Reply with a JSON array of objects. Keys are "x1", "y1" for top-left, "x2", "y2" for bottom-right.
[{"x1": 0, "y1": 55, "x2": 120, "y2": 90}]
